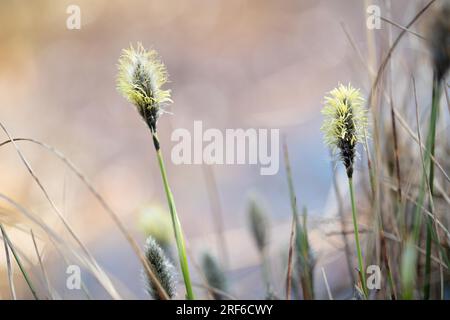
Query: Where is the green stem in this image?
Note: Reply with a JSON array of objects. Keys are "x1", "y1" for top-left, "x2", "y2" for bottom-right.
[
  {"x1": 348, "y1": 178, "x2": 367, "y2": 298},
  {"x1": 153, "y1": 132, "x2": 195, "y2": 300},
  {"x1": 411, "y1": 75, "x2": 441, "y2": 299},
  {"x1": 0, "y1": 224, "x2": 39, "y2": 300},
  {"x1": 423, "y1": 76, "x2": 440, "y2": 300}
]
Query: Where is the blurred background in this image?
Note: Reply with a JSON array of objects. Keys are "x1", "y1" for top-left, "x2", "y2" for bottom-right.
[{"x1": 0, "y1": 0, "x2": 439, "y2": 299}]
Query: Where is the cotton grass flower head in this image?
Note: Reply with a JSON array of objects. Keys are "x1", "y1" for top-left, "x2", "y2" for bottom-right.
[
  {"x1": 247, "y1": 197, "x2": 269, "y2": 254},
  {"x1": 321, "y1": 84, "x2": 368, "y2": 296},
  {"x1": 117, "y1": 43, "x2": 172, "y2": 132},
  {"x1": 143, "y1": 236, "x2": 177, "y2": 300},
  {"x1": 321, "y1": 83, "x2": 368, "y2": 178},
  {"x1": 201, "y1": 252, "x2": 228, "y2": 300},
  {"x1": 117, "y1": 43, "x2": 194, "y2": 299}
]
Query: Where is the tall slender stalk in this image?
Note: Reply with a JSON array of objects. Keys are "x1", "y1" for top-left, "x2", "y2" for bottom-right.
[
  {"x1": 117, "y1": 44, "x2": 194, "y2": 300},
  {"x1": 285, "y1": 212, "x2": 296, "y2": 300},
  {"x1": 153, "y1": 132, "x2": 195, "y2": 300},
  {"x1": 423, "y1": 75, "x2": 441, "y2": 300},
  {"x1": 348, "y1": 178, "x2": 367, "y2": 297},
  {"x1": 412, "y1": 75, "x2": 441, "y2": 299},
  {"x1": 321, "y1": 84, "x2": 368, "y2": 298},
  {"x1": 330, "y1": 156, "x2": 355, "y2": 285},
  {"x1": 421, "y1": 0, "x2": 450, "y2": 298}
]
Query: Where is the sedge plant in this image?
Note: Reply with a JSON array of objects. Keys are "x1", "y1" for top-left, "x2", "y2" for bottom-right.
[
  {"x1": 410, "y1": 2, "x2": 449, "y2": 299},
  {"x1": 117, "y1": 43, "x2": 194, "y2": 299},
  {"x1": 419, "y1": 1, "x2": 449, "y2": 299},
  {"x1": 283, "y1": 141, "x2": 315, "y2": 299},
  {"x1": 321, "y1": 84, "x2": 369, "y2": 297}
]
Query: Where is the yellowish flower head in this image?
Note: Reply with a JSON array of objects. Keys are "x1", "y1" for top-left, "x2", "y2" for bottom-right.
[
  {"x1": 321, "y1": 84, "x2": 368, "y2": 177},
  {"x1": 321, "y1": 84, "x2": 367, "y2": 148},
  {"x1": 138, "y1": 204, "x2": 173, "y2": 246},
  {"x1": 117, "y1": 43, "x2": 172, "y2": 129}
]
